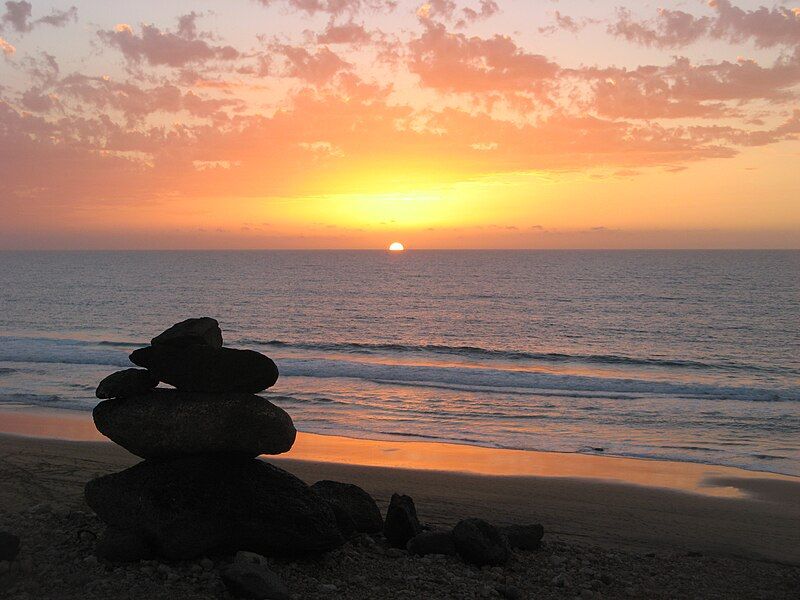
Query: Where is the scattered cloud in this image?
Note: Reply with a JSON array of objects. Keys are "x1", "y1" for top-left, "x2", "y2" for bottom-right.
[
  {"x1": 1, "y1": 1, "x2": 76, "y2": 34},
  {"x1": 98, "y1": 14, "x2": 240, "y2": 67},
  {"x1": 608, "y1": 1, "x2": 800, "y2": 49}
]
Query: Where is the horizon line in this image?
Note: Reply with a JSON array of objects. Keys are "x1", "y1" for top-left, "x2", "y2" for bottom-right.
[{"x1": 1, "y1": 247, "x2": 798, "y2": 252}]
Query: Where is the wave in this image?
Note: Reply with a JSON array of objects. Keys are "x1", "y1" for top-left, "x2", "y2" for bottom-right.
[
  {"x1": 247, "y1": 339, "x2": 795, "y2": 376},
  {"x1": 1, "y1": 335, "x2": 796, "y2": 403},
  {"x1": 277, "y1": 357, "x2": 797, "y2": 403},
  {"x1": 0, "y1": 336, "x2": 131, "y2": 368}
]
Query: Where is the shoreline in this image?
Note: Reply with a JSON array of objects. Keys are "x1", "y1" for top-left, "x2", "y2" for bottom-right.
[
  {"x1": 0, "y1": 405, "x2": 798, "y2": 497},
  {"x1": 2, "y1": 433, "x2": 800, "y2": 567}
]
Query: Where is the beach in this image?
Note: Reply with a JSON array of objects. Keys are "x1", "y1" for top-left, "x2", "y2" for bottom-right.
[{"x1": 1, "y1": 408, "x2": 799, "y2": 598}]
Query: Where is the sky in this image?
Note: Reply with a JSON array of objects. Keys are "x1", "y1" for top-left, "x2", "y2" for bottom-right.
[{"x1": 0, "y1": 0, "x2": 798, "y2": 249}]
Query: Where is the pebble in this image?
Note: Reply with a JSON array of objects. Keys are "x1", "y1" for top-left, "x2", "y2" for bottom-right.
[
  {"x1": 386, "y1": 548, "x2": 406, "y2": 558},
  {"x1": 318, "y1": 583, "x2": 338, "y2": 592},
  {"x1": 496, "y1": 584, "x2": 522, "y2": 600},
  {"x1": 199, "y1": 557, "x2": 214, "y2": 571},
  {"x1": 82, "y1": 555, "x2": 98, "y2": 566},
  {"x1": 580, "y1": 588, "x2": 593, "y2": 599}
]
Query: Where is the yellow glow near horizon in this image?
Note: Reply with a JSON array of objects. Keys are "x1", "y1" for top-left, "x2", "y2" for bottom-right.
[{"x1": 388, "y1": 242, "x2": 405, "y2": 251}]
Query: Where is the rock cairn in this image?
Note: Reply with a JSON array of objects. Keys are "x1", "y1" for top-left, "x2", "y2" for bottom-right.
[
  {"x1": 85, "y1": 317, "x2": 369, "y2": 562},
  {"x1": 85, "y1": 316, "x2": 545, "y2": 586}
]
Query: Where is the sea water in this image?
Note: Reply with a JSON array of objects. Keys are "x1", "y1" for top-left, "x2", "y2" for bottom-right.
[{"x1": 0, "y1": 250, "x2": 798, "y2": 475}]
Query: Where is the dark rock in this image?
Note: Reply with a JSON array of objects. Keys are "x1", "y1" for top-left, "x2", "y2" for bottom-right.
[
  {"x1": 84, "y1": 456, "x2": 343, "y2": 560},
  {"x1": 310, "y1": 481, "x2": 383, "y2": 536},
  {"x1": 130, "y1": 345, "x2": 278, "y2": 393},
  {"x1": 0, "y1": 531, "x2": 20, "y2": 561},
  {"x1": 93, "y1": 390, "x2": 296, "y2": 459},
  {"x1": 95, "y1": 527, "x2": 153, "y2": 562},
  {"x1": 151, "y1": 317, "x2": 223, "y2": 349},
  {"x1": 95, "y1": 368, "x2": 159, "y2": 399},
  {"x1": 452, "y1": 518, "x2": 510, "y2": 566},
  {"x1": 501, "y1": 524, "x2": 544, "y2": 551},
  {"x1": 406, "y1": 530, "x2": 456, "y2": 556},
  {"x1": 496, "y1": 585, "x2": 523, "y2": 600},
  {"x1": 221, "y1": 562, "x2": 289, "y2": 600},
  {"x1": 383, "y1": 493, "x2": 421, "y2": 548}
]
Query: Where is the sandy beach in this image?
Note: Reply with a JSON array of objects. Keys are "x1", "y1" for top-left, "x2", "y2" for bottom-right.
[
  {"x1": 1, "y1": 407, "x2": 800, "y2": 564},
  {"x1": 1, "y1": 407, "x2": 800, "y2": 598}
]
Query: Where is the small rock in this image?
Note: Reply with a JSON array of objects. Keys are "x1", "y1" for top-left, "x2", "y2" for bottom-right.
[
  {"x1": 95, "y1": 368, "x2": 158, "y2": 399},
  {"x1": 199, "y1": 558, "x2": 214, "y2": 571},
  {"x1": 317, "y1": 583, "x2": 338, "y2": 592},
  {"x1": 83, "y1": 555, "x2": 98, "y2": 566},
  {"x1": 452, "y1": 518, "x2": 510, "y2": 567},
  {"x1": 580, "y1": 589, "x2": 594, "y2": 599},
  {"x1": 151, "y1": 317, "x2": 223, "y2": 348},
  {"x1": 311, "y1": 480, "x2": 383, "y2": 536},
  {"x1": 479, "y1": 584, "x2": 494, "y2": 597},
  {"x1": 407, "y1": 530, "x2": 457, "y2": 557},
  {"x1": 383, "y1": 493, "x2": 422, "y2": 548},
  {"x1": 551, "y1": 555, "x2": 567, "y2": 567},
  {"x1": 496, "y1": 584, "x2": 522, "y2": 600},
  {"x1": 221, "y1": 562, "x2": 289, "y2": 600},
  {"x1": 0, "y1": 531, "x2": 20, "y2": 561},
  {"x1": 386, "y1": 548, "x2": 406, "y2": 558},
  {"x1": 235, "y1": 550, "x2": 270, "y2": 567}
]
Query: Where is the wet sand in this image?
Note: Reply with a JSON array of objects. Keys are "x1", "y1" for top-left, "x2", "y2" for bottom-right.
[{"x1": 1, "y1": 408, "x2": 799, "y2": 565}]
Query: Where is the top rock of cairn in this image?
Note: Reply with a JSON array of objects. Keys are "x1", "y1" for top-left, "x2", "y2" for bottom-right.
[
  {"x1": 128, "y1": 317, "x2": 278, "y2": 394},
  {"x1": 151, "y1": 316, "x2": 223, "y2": 348}
]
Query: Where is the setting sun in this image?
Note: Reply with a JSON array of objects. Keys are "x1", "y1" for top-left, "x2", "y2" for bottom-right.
[{"x1": 388, "y1": 242, "x2": 405, "y2": 252}]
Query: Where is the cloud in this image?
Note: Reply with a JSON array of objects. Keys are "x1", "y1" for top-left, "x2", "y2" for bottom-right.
[
  {"x1": 608, "y1": 1, "x2": 800, "y2": 49},
  {"x1": 1, "y1": 1, "x2": 76, "y2": 34},
  {"x1": 272, "y1": 44, "x2": 351, "y2": 83},
  {"x1": 98, "y1": 15, "x2": 240, "y2": 67},
  {"x1": 316, "y1": 21, "x2": 372, "y2": 44},
  {"x1": 576, "y1": 50, "x2": 800, "y2": 119},
  {"x1": 408, "y1": 20, "x2": 558, "y2": 93},
  {"x1": 256, "y1": 0, "x2": 397, "y2": 17},
  {"x1": 539, "y1": 10, "x2": 598, "y2": 35}
]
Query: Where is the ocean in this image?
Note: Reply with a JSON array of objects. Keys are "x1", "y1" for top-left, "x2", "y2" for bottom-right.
[{"x1": 0, "y1": 250, "x2": 798, "y2": 475}]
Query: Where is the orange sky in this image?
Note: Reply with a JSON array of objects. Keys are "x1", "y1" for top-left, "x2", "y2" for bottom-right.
[{"x1": 0, "y1": 1, "x2": 798, "y2": 248}]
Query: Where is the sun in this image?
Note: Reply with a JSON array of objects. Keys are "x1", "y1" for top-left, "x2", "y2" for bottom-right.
[{"x1": 388, "y1": 242, "x2": 405, "y2": 251}]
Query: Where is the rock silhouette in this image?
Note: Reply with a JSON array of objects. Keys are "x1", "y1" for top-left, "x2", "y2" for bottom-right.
[
  {"x1": 311, "y1": 480, "x2": 384, "y2": 536},
  {"x1": 384, "y1": 493, "x2": 422, "y2": 548},
  {"x1": 85, "y1": 318, "x2": 341, "y2": 562},
  {"x1": 85, "y1": 456, "x2": 343, "y2": 560},
  {"x1": 151, "y1": 316, "x2": 223, "y2": 348},
  {"x1": 95, "y1": 368, "x2": 158, "y2": 399},
  {"x1": 130, "y1": 345, "x2": 278, "y2": 393},
  {"x1": 93, "y1": 390, "x2": 296, "y2": 459}
]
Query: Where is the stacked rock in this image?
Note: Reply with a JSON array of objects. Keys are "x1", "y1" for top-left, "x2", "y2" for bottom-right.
[{"x1": 85, "y1": 318, "x2": 346, "y2": 561}]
